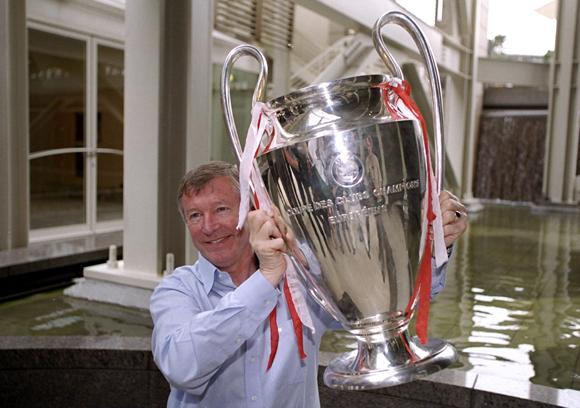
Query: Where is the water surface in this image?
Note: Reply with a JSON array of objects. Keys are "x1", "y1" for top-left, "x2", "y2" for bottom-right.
[
  {"x1": 0, "y1": 290, "x2": 152, "y2": 337},
  {"x1": 321, "y1": 204, "x2": 580, "y2": 391}
]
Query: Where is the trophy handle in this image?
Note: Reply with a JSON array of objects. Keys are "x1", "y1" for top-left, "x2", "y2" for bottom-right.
[
  {"x1": 372, "y1": 11, "x2": 445, "y2": 192},
  {"x1": 220, "y1": 45, "x2": 269, "y2": 162},
  {"x1": 220, "y1": 45, "x2": 348, "y2": 325}
]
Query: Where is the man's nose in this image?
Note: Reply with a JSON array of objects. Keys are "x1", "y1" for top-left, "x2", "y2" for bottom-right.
[{"x1": 201, "y1": 213, "x2": 219, "y2": 234}]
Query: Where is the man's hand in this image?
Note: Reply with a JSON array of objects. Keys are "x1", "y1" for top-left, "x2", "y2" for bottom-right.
[
  {"x1": 246, "y1": 208, "x2": 288, "y2": 286},
  {"x1": 439, "y1": 190, "x2": 468, "y2": 248}
]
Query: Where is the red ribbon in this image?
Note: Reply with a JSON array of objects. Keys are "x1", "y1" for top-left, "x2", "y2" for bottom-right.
[
  {"x1": 266, "y1": 280, "x2": 307, "y2": 370},
  {"x1": 266, "y1": 308, "x2": 279, "y2": 370},
  {"x1": 283, "y1": 277, "x2": 307, "y2": 359},
  {"x1": 380, "y1": 80, "x2": 436, "y2": 345}
]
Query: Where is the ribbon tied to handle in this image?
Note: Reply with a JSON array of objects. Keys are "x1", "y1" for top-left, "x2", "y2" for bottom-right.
[
  {"x1": 237, "y1": 102, "x2": 314, "y2": 371},
  {"x1": 379, "y1": 79, "x2": 447, "y2": 344}
]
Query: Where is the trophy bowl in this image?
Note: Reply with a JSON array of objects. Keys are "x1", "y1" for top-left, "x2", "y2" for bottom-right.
[{"x1": 221, "y1": 11, "x2": 458, "y2": 390}]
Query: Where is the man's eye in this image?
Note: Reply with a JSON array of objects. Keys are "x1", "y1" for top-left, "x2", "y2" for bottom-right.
[
  {"x1": 216, "y1": 206, "x2": 230, "y2": 213},
  {"x1": 188, "y1": 213, "x2": 201, "y2": 223}
]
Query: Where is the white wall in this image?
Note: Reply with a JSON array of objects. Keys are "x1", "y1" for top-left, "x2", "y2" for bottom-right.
[{"x1": 27, "y1": 0, "x2": 124, "y2": 41}]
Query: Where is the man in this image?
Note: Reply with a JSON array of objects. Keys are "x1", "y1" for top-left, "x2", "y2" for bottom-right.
[{"x1": 150, "y1": 161, "x2": 468, "y2": 408}]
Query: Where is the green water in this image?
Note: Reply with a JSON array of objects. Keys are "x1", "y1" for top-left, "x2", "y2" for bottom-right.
[
  {"x1": 321, "y1": 204, "x2": 580, "y2": 391},
  {"x1": 0, "y1": 204, "x2": 578, "y2": 391},
  {"x1": 0, "y1": 290, "x2": 152, "y2": 337}
]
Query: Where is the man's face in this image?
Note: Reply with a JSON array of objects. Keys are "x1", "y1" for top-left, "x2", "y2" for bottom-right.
[{"x1": 181, "y1": 176, "x2": 251, "y2": 272}]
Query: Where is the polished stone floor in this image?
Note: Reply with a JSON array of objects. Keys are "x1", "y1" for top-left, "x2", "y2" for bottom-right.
[{"x1": 1, "y1": 203, "x2": 579, "y2": 397}]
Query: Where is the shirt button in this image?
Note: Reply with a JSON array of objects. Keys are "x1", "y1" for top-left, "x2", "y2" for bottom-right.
[
  {"x1": 235, "y1": 337, "x2": 242, "y2": 344},
  {"x1": 264, "y1": 300, "x2": 271, "y2": 306},
  {"x1": 251, "y1": 396, "x2": 257, "y2": 401},
  {"x1": 250, "y1": 357, "x2": 256, "y2": 362}
]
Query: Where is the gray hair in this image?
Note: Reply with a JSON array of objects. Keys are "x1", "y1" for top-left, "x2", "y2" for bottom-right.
[{"x1": 177, "y1": 161, "x2": 240, "y2": 220}]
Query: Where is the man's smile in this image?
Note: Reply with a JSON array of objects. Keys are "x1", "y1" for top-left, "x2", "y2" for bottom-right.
[{"x1": 204, "y1": 235, "x2": 231, "y2": 245}]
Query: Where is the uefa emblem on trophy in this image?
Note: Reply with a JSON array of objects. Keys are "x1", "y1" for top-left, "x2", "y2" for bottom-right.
[{"x1": 221, "y1": 10, "x2": 458, "y2": 390}]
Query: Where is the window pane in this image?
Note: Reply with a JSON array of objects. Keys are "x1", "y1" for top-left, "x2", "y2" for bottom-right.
[
  {"x1": 97, "y1": 45, "x2": 124, "y2": 222},
  {"x1": 29, "y1": 29, "x2": 86, "y2": 153},
  {"x1": 97, "y1": 153, "x2": 123, "y2": 222},
  {"x1": 97, "y1": 45, "x2": 124, "y2": 150},
  {"x1": 29, "y1": 29, "x2": 87, "y2": 231},
  {"x1": 30, "y1": 154, "x2": 86, "y2": 229}
]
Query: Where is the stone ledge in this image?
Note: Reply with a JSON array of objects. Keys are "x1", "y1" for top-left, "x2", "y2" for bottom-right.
[
  {"x1": 0, "y1": 336, "x2": 577, "y2": 408},
  {"x1": 0, "y1": 232, "x2": 123, "y2": 301},
  {"x1": 0, "y1": 232, "x2": 122, "y2": 279},
  {"x1": 64, "y1": 277, "x2": 154, "y2": 310}
]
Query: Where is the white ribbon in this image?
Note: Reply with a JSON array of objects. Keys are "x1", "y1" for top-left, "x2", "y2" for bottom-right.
[
  {"x1": 237, "y1": 102, "x2": 315, "y2": 332},
  {"x1": 237, "y1": 102, "x2": 272, "y2": 230},
  {"x1": 284, "y1": 255, "x2": 315, "y2": 332}
]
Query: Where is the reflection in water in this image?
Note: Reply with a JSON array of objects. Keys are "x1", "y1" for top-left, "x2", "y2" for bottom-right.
[
  {"x1": 321, "y1": 204, "x2": 580, "y2": 391},
  {"x1": 0, "y1": 290, "x2": 152, "y2": 337}
]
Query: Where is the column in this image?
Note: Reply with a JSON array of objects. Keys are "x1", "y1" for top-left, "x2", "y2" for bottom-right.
[
  {"x1": 184, "y1": 0, "x2": 213, "y2": 263},
  {"x1": 543, "y1": 0, "x2": 580, "y2": 203},
  {"x1": 460, "y1": 0, "x2": 482, "y2": 201},
  {"x1": 0, "y1": 0, "x2": 28, "y2": 250},
  {"x1": 121, "y1": 0, "x2": 165, "y2": 280}
]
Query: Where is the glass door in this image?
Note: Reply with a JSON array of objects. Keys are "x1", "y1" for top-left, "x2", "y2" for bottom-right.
[{"x1": 28, "y1": 26, "x2": 124, "y2": 241}]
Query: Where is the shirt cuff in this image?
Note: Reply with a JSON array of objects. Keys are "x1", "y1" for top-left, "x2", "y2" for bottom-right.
[{"x1": 233, "y1": 270, "x2": 279, "y2": 319}]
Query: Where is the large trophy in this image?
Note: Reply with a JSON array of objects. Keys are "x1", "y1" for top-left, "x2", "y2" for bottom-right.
[{"x1": 221, "y1": 11, "x2": 457, "y2": 390}]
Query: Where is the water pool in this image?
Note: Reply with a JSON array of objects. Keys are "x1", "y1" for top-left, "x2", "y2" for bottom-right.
[{"x1": 321, "y1": 203, "x2": 580, "y2": 391}]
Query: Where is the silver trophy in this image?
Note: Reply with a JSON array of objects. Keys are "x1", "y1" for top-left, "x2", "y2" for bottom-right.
[{"x1": 221, "y1": 11, "x2": 457, "y2": 390}]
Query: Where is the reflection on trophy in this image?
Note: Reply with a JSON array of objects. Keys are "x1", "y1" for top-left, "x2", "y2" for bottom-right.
[{"x1": 221, "y1": 11, "x2": 458, "y2": 390}]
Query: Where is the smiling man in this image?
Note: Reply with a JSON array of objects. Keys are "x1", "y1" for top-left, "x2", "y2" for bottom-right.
[
  {"x1": 150, "y1": 161, "x2": 332, "y2": 408},
  {"x1": 150, "y1": 161, "x2": 468, "y2": 408},
  {"x1": 177, "y1": 164, "x2": 256, "y2": 286}
]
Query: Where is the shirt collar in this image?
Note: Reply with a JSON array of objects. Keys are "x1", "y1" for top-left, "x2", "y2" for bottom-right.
[{"x1": 197, "y1": 255, "x2": 219, "y2": 295}]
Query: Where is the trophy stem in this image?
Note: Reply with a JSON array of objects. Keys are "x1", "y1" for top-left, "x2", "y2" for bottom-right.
[{"x1": 323, "y1": 328, "x2": 458, "y2": 390}]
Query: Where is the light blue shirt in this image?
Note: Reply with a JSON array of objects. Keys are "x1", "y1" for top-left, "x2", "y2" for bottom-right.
[{"x1": 150, "y1": 255, "x2": 447, "y2": 408}]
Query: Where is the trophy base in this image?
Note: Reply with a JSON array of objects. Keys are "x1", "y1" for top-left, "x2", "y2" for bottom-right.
[{"x1": 323, "y1": 333, "x2": 458, "y2": 390}]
